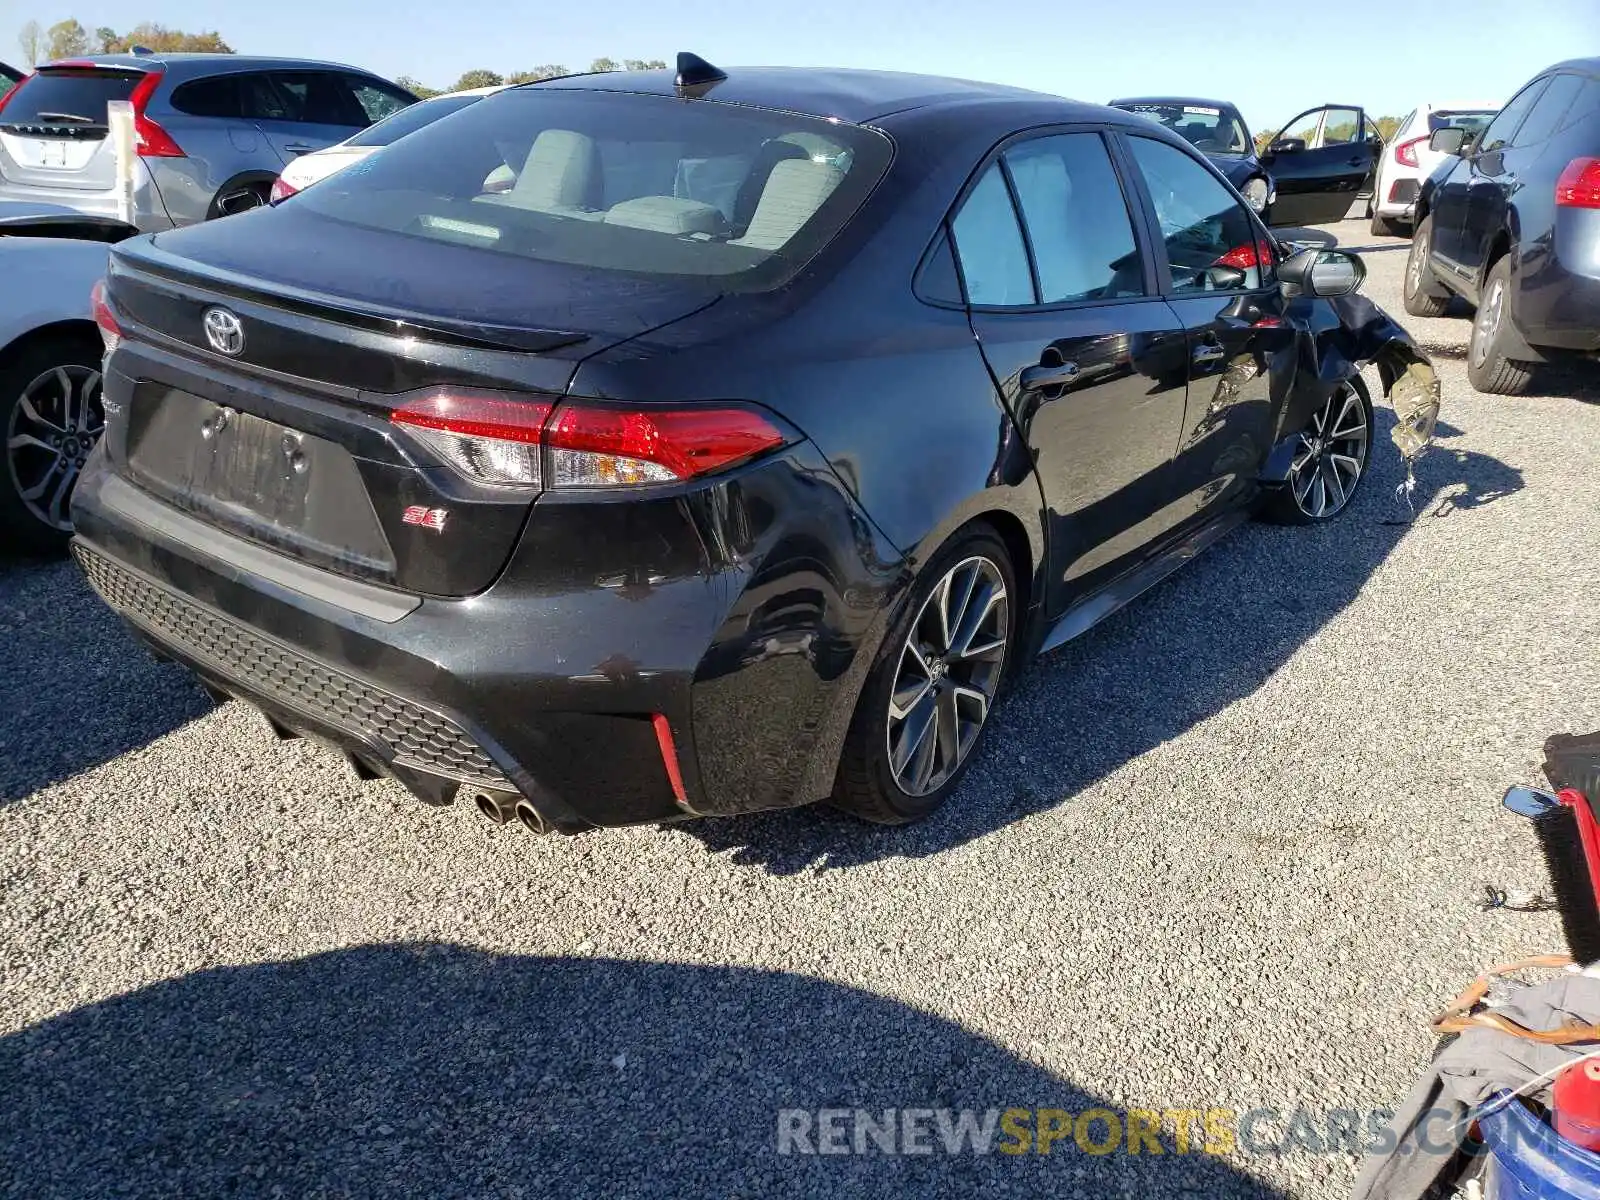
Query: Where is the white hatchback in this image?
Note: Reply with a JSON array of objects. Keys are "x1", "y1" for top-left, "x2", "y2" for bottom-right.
[
  {"x1": 270, "y1": 84, "x2": 510, "y2": 202},
  {"x1": 1370, "y1": 102, "x2": 1499, "y2": 235}
]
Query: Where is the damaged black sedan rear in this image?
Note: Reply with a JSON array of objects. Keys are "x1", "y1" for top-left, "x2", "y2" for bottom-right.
[{"x1": 72, "y1": 59, "x2": 1439, "y2": 834}]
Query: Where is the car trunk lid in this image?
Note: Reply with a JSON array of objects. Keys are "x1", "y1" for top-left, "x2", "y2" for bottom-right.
[
  {"x1": 0, "y1": 64, "x2": 144, "y2": 192},
  {"x1": 104, "y1": 212, "x2": 722, "y2": 597}
]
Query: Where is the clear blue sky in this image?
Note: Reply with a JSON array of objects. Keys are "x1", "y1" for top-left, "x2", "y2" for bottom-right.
[{"x1": 9, "y1": 0, "x2": 1598, "y2": 130}]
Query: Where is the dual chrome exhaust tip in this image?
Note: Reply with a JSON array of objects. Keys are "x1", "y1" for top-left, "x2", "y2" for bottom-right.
[{"x1": 472, "y1": 789, "x2": 550, "y2": 835}]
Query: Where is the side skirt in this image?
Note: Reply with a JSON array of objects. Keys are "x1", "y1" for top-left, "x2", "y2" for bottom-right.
[{"x1": 1036, "y1": 506, "x2": 1251, "y2": 656}]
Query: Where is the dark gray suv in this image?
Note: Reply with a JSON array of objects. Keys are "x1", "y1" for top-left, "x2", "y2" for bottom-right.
[{"x1": 0, "y1": 54, "x2": 416, "y2": 231}]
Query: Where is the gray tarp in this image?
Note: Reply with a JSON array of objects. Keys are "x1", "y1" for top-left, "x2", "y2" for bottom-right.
[{"x1": 1353, "y1": 970, "x2": 1600, "y2": 1199}]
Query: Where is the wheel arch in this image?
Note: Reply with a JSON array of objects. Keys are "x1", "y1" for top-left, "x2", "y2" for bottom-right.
[
  {"x1": 0, "y1": 318, "x2": 100, "y2": 375},
  {"x1": 206, "y1": 170, "x2": 279, "y2": 220}
]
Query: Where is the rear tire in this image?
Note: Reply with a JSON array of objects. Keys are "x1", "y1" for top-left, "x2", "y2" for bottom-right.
[
  {"x1": 831, "y1": 527, "x2": 1016, "y2": 825},
  {"x1": 1402, "y1": 215, "x2": 1451, "y2": 317},
  {"x1": 1370, "y1": 211, "x2": 1401, "y2": 237},
  {"x1": 0, "y1": 331, "x2": 105, "y2": 556},
  {"x1": 1466, "y1": 257, "x2": 1536, "y2": 396}
]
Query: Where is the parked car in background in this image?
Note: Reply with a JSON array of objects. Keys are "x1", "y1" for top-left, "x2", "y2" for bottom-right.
[
  {"x1": 1406, "y1": 58, "x2": 1600, "y2": 394},
  {"x1": 1256, "y1": 103, "x2": 1383, "y2": 226},
  {"x1": 1109, "y1": 97, "x2": 1275, "y2": 216},
  {"x1": 0, "y1": 61, "x2": 22, "y2": 96},
  {"x1": 0, "y1": 203, "x2": 139, "y2": 554},
  {"x1": 270, "y1": 83, "x2": 508, "y2": 202},
  {"x1": 1369, "y1": 102, "x2": 1499, "y2": 235},
  {"x1": 0, "y1": 54, "x2": 417, "y2": 232},
  {"x1": 74, "y1": 60, "x2": 1437, "y2": 835}
]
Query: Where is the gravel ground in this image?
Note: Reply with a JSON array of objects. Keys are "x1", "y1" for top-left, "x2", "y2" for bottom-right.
[{"x1": 5, "y1": 216, "x2": 1600, "y2": 1199}]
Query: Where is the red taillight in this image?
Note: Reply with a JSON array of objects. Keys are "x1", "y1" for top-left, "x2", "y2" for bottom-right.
[
  {"x1": 128, "y1": 72, "x2": 183, "y2": 158},
  {"x1": 388, "y1": 392, "x2": 788, "y2": 489},
  {"x1": 269, "y1": 175, "x2": 299, "y2": 204},
  {"x1": 1212, "y1": 239, "x2": 1276, "y2": 270},
  {"x1": 544, "y1": 403, "x2": 787, "y2": 487},
  {"x1": 1557, "y1": 158, "x2": 1600, "y2": 209},
  {"x1": 90, "y1": 278, "x2": 121, "y2": 354},
  {"x1": 1395, "y1": 137, "x2": 1427, "y2": 168}
]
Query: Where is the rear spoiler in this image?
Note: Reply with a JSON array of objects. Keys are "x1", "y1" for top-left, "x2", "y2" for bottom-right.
[{"x1": 0, "y1": 207, "x2": 139, "y2": 243}]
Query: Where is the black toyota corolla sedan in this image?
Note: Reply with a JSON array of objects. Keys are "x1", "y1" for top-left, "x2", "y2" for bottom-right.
[{"x1": 72, "y1": 57, "x2": 1438, "y2": 834}]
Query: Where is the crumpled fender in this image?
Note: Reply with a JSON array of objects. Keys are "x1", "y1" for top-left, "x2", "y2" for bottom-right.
[{"x1": 1258, "y1": 289, "x2": 1441, "y2": 481}]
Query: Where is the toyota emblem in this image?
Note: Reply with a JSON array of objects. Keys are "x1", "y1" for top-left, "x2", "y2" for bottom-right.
[{"x1": 202, "y1": 307, "x2": 245, "y2": 356}]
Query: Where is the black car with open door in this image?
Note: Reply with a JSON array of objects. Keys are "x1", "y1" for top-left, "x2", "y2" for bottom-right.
[{"x1": 1258, "y1": 103, "x2": 1382, "y2": 227}]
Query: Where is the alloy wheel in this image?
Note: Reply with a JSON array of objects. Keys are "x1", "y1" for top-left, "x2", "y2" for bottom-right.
[
  {"x1": 886, "y1": 556, "x2": 1009, "y2": 797},
  {"x1": 6, "y1": 364, "x2": 103, "y2": 532},
  {"x1": 1288, "y1": 383, "x2": 1368, "y2": 520},
  {"x1": 1473, "y1": 278, "x2": 1504, "y2": 368}
]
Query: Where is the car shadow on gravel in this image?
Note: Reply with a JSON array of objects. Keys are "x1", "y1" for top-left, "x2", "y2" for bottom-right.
[
  {"x1": 0, "y1": 943, "x2": 1290, "y2": 1199},
  {"x1": 0, "y1": 555, "x2": 212, "y2": 805},
  {"x1": 680, "y1": 412, "x2": 1525, "y2": 874}
]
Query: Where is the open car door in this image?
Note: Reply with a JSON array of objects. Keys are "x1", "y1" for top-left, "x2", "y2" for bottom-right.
[{"x1": 1260, "y1": 104, "x2": 1380, "y2": 227}]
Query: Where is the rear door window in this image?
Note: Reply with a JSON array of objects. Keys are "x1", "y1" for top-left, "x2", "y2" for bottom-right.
[
  {"x1": 289, "y1": 88, "x2": 892, "y2": 292},
  {"x1": 268, "y1": 71, "x2": 363, "y2": 126},
  {"x1": 1477, "y1": 80, "x2": 1546, "y2": 153},
  {"x1": 1511, "y1": 73, "x2": 1585, "y2": 147},
  {"x1": 1002, "y1": 133, "x2": 1144, "y2": 303},
  {"x1": 0, "y1": 68, "x2": 143, "y2": 131}
]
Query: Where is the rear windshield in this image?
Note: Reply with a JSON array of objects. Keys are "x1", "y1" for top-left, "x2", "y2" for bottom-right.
[
  {"x1": 344, "y1": 94, "x2": 481, "y2": 148},
  {"x1": 291, "y1": 88, "x2": 893, "y2": 292},
  {"x1": 0, "y1": 67, "x2": 142, "y2": 130},
  {"x1": 1428, "y1": 109, "x2": 1496, "y2": 134},
  {"x1": 1116, "y1": 103, "x2": 1251, "y2": 155}
]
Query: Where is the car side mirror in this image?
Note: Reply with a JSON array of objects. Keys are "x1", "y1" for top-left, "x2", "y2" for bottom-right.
[
  {"x1": 1267, "y1": 137, "x2": 1306, "y2": 156},
  {"x1": 1277, "y1": 248, "x2": 1365, "y2": 298},
  {"x1": 1429, "y1": 127, "x2": 1469, "y2": 156}
]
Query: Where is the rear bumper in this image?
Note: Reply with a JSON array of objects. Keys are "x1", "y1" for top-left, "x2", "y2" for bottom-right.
[
  {"x1": 71, "y1": 442, "x2": 902, "y2": 830},
  {"x1": 1514, "y1": 211, "x2": 1600, "y2": 354},
  {"x1": 0, "y1": 161, "x2": 175, "y2": 232},
  {"x1": 1373, "y1": 176, "x2": 1420, "y2": 219}
]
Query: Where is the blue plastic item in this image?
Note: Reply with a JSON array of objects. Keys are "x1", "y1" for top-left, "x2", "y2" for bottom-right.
[{"x1": 1481, "y1": 1094, "x2": 1600, "y2": 1199}]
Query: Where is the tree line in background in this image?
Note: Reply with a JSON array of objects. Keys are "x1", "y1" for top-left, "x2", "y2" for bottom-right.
[
  {"x1": 11, "y1": 25, "x2": 1403, "y2": 149},
  {"x1": 398, "y1": 60, "x2": 669, "y2": 98},
  {"x1": 11, "y1": 22, "x2": 661, "y2": 96},
  {"x1": 17, "y1": 18, "x2": 230, "y2": 62}
]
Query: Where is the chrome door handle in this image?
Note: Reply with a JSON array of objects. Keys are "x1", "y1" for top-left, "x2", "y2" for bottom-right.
[
  {"x1": 1020, "y1": 361, "x2": 1080, "y2": 392},
  {"x1": 1192, "y1": 342, "x2": 1226, "y2": 365}
]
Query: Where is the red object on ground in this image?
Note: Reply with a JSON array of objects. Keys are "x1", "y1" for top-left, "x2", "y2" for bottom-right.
[
  {"x1": 1559, "y1": 787, "x2": 1600, "y2": 922},
  {"x1": 1553, "y1": 1059, "x2": 1600, "y2": 1151}
]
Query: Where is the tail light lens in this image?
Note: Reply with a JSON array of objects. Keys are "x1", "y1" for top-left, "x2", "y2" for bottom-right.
[
  {"x1": 1557, "y1": 158, "x2": 1600, "y2": 209},
  {"x1": 1212, "y1": 239, "x2": 1277, "y2": 270},
  {"x1": 391, "y1": 392, "x2": 555, "y2": 486},
  {"x1": 269, "y1": 175, "x2": 299, "y2": 204},
  {"x1": 90, "y1": 278, "x2": 122, "y2": 354},
  {"x1": 1395, "y1": 137, "x2": 1427, "y2": 168},
  {"x1": 128, "y1": 72, "x2": 183, "y2": 158},
  {"x1": 389, "y1": 391, "x2": 789, "y2": 489},
  {"x1": 544, "y1": 404, "x2": 787, "y2": 487}
]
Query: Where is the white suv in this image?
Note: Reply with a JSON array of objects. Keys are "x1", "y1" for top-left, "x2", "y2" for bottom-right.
[{"x1": 1370, "y1": 102, "x2": 1499, "y2": 235}]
